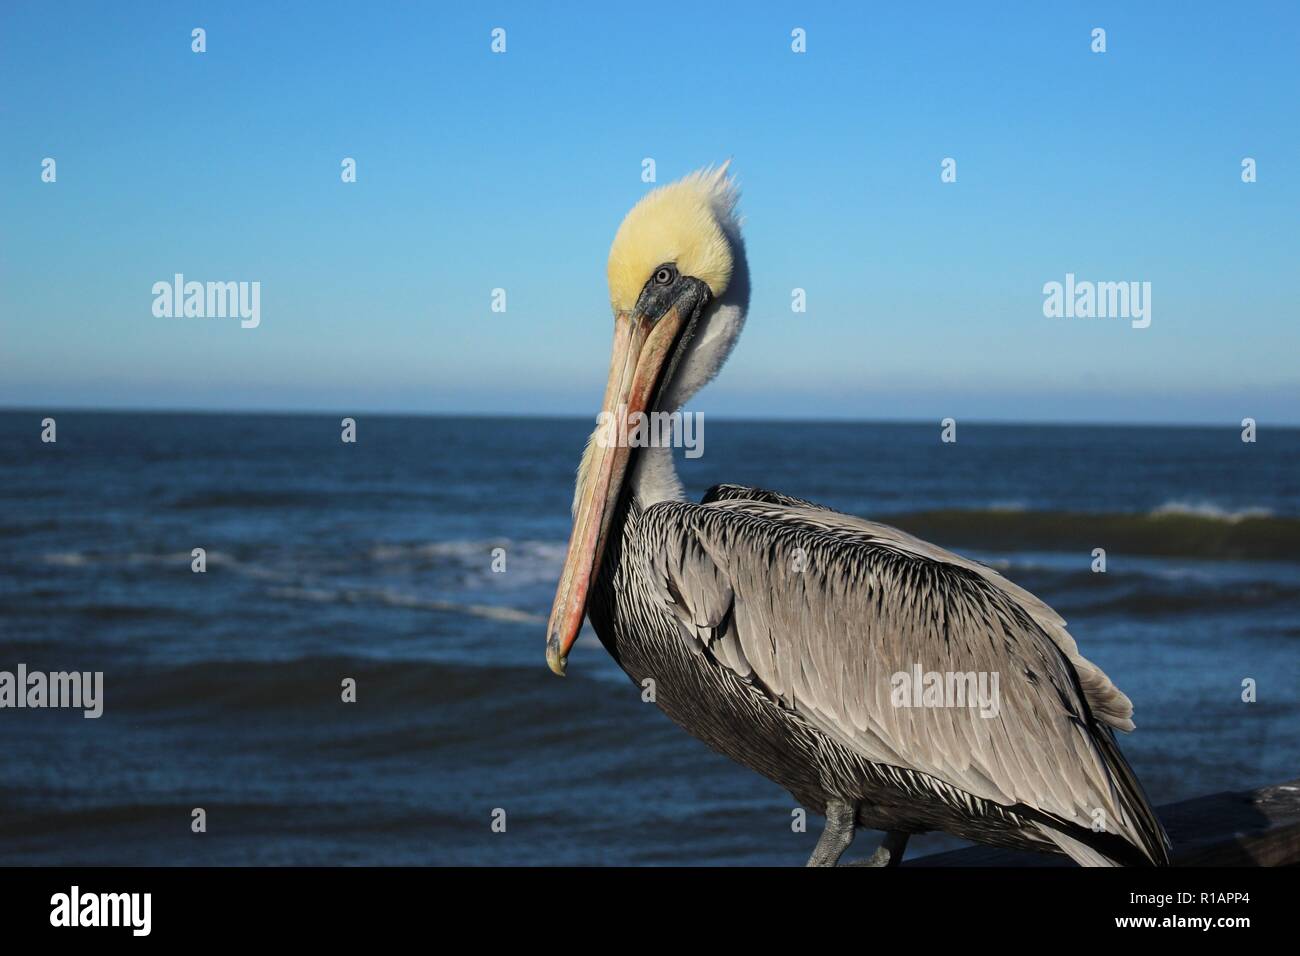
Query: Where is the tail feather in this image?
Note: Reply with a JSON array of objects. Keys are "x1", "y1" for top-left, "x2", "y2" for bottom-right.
[
  {"x1": 1038, "y1": 826, "x2": 1123, "y2": 867},
  {"x1": 1027, "y1": 723, "x2": 1171, "y2": 867},
  {"x1": 1093, "y1": 724, "x2": 1172, "y2": 865}
]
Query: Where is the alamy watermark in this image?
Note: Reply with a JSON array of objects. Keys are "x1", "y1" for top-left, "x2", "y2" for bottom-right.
[
  {"x1": 50, "y1": 886, "x2": 150, "y2": 936},
  {"x1": 890, "y1": 665, "x2": 1000, "y2": 719},
  {"x1": 152, "y1": 273, "x2": 260, "y2": 328},
  {"x1": 595, "y1": 405, "x2": 704, "y2": 459},
  {"x1": 1042, "y1": 273, "x2": 1150, "y2": 329},
  {"x1": 0, "y1": 664, "x2": 103, "y2": 718}
]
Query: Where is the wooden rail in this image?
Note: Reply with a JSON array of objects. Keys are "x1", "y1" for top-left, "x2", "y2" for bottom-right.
[{"x1": 910, "y1": 777, "x2": 1300, "y2": 866}]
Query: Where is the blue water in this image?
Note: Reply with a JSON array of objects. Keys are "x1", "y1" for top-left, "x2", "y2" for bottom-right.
[{"x1": 0, "y1": 411, "x2": 1296, "y2": 864}]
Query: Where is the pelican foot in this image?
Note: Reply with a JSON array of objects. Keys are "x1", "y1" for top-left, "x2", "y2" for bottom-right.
[
  {"x1": 842, "y1": 831, "x2": 910, "y2": 867},
  {"x1": 805, "y1": 799, "x2": 858, "y2": 866}
]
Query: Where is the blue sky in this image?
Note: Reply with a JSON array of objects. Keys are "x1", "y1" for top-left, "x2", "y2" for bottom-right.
[{"x1": 2, "y1": 1, "x2": 1297, "y2": 424}]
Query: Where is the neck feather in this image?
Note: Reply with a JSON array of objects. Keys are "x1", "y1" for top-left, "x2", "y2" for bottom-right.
[{"x1": 628, "y1": 291, "x2": 748, "y2": 509}]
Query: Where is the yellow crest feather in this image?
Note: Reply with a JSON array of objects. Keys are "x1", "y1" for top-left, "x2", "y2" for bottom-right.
[{"x1": 607, "y1": 164, "x2": 739, "y2": 312}]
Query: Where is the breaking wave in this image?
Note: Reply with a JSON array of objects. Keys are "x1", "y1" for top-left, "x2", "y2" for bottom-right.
[{"x1": 888, "y1": 505, "x2": 1298, "y2": 562}]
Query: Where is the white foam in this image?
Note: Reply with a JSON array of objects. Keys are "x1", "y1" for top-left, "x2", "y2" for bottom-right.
[
  {"x1": 366, "y1": 538, "x2": 568, "y2": 588},
  {"x1": 1150, "y1": 500, "x2": 1273, "y2": 522},
  {"x1": 266, "y1": 585, "x2": 544, "y2": 624}
]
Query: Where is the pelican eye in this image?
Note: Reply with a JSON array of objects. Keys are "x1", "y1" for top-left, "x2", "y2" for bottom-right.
[{"x1": 653, "y1": 265, "x2": 677, "y2": 286}]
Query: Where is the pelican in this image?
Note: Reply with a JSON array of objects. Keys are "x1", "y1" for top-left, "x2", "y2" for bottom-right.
[{"x1": 545, "y1": 165, "x2": 1171, "y2": 867}]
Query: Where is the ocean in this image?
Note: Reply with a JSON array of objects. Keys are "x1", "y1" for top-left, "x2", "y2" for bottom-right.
[{"x1": 1, "y1": 411, "x2": 1296, "y2": 865}]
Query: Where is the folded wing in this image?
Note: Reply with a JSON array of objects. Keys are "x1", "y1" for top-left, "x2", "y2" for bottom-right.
[{"x1": 641, "y1": 484, "x2": 1169, "y2": 865}]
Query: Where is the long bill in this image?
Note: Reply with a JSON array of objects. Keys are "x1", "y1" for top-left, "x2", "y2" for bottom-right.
[{"x1": 544, "y1": 301, "x2": 693, "y2": 676}]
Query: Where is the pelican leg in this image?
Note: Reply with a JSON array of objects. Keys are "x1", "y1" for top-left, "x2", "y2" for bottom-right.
[
  {"x1": 843, "y1": 830, "x2": 910, "y2": 867},
  {"x1": 805, "y1": 799, "x2": 858, "y2": 867}
]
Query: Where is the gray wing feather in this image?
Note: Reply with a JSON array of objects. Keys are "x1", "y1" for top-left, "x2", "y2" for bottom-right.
[
  {"x1": 647, "y1": 486, "x2": 1168, "y2": 863},
  {"x1": 702, "y1": 483, "x2": 1136, "y2": 731}
]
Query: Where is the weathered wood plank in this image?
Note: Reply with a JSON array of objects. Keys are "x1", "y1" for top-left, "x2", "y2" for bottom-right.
[{"x1": 909, "y1": 777, "x2": 1300, "y2": 867}]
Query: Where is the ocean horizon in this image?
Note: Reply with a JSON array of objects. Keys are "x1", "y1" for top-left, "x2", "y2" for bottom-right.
[{"x1": 7, "y1": 405, "x2": 1300, "y2": 431}]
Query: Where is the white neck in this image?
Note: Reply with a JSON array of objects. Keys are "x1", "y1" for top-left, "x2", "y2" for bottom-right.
[{"x1": 629, "y1": 242, "x2": 750, "y2": 508}]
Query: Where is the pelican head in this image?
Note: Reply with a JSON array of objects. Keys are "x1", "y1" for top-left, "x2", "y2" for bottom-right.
[{"x1": 545, "y1": 165, "x2": 748, "y2": 676}]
